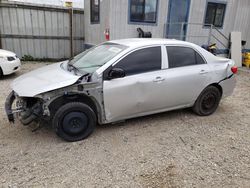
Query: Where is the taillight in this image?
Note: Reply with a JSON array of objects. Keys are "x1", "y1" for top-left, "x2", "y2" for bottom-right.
[{"x1": 231, "y1": 66, "x2": 238, "y2": 74}]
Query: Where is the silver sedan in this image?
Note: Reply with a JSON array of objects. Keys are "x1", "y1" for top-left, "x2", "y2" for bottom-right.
[{"x1": 5, "y1": 39, "x2": 237, "y2": 141}]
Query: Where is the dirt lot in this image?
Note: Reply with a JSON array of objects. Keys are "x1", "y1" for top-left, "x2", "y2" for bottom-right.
[{"x1": 0, "y1": 62, "x2": 249, "y2": 187}]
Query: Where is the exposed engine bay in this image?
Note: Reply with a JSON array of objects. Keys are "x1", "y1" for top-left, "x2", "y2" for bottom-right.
[{"x1": 5, "y1": 73, "x2": 105, "y2": 126}]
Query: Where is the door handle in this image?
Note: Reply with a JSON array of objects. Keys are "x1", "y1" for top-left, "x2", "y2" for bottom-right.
[
  {"x1": 199, "y1": 70, "x2": 209, "y2": 74},
  {"x1": 153, "y1": 77, "x2": 165, "y2": 82}
]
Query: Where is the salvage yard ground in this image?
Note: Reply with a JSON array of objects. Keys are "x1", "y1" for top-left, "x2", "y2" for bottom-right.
[{"x1": 0, "y1": 62, "x2": 250, "y2": 187}]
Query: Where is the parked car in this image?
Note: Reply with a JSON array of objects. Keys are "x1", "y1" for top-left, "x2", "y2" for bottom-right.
[
  {"x1": 0, "y1": 49, "x2": 21, "y2": 77},
  {"x1": 5, "y1": 39, "x2": 237, "y2": 142}
]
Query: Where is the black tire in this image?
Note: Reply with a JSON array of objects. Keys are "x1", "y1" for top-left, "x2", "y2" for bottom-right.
[
  {"x1": 192, "y1": 86, "x2": 221, "y2": 116},
  {"x1": 52, "y1": 102, "x2": 96, "y2": 142}
]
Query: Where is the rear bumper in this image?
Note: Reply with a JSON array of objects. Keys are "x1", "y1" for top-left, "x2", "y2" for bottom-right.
[
  {"x1": 219, "y1": 75, "x2": 236, "y2": 98},
  {"x1": 5, "y1": 91, "x2": 16, "y2": 123}
]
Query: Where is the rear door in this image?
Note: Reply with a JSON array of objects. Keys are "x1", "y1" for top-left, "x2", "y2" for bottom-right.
[
  {"x1": 103, "y1": 46, "x2": 166, "y2": 122},
  {"x1": 162, "y1": 46, "x2": 211, "y2": 107}
]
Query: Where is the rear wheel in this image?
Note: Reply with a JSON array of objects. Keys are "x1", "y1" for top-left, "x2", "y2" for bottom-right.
[
  {"x1": 193, "y1": 86, "x2": 221, "y2": 116},
  {"x1": 52, "y1": 102, "x2": 96, "y2": 142}
]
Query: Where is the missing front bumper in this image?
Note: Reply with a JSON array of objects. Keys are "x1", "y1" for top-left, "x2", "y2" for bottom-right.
[{"x1": 4, "y1": 91, "x2": 42, "y2": 125}]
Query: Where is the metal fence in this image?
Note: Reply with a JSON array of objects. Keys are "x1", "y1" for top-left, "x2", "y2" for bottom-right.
[{"x1": 0, "y1": 2, "x2": 85, "y2": 59}]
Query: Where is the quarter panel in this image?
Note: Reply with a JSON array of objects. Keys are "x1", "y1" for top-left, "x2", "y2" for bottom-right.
[{"x1": 162, "y1": 64, "x2": 212, "y2": 107}]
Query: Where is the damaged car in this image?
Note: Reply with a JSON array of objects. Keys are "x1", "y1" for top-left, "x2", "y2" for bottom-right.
[{"x1": 5, "y1": 39, "x2": 237, "y2": 142}]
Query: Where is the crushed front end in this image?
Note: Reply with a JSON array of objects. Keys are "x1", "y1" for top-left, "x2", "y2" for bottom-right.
[{"x1": 5, "y1": 91, "x2": 43, "y2": 125}]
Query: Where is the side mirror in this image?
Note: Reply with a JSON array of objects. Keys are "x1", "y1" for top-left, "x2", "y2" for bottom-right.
[{"x1": 108, "y1": 68, "x2": 125, "y2": 79}]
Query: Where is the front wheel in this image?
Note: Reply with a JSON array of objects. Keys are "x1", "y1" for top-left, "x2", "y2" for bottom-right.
[
  {"x1": 193, "y1": 86, "x2": 221, "y2": 116},
  {"x1": 52, "y1": 102, "x2": 96, "y2": 142}
]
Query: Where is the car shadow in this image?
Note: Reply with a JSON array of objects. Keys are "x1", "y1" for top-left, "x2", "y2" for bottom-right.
[
  {"x1": 9, "y1": 108, "x2": 198, "y2": 143},
  {"x1": 97, "y1": 108, "x2": 196, "y2": 131}
]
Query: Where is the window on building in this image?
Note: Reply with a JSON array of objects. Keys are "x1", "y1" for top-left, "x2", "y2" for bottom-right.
[
  {"x1": 114, "y1": 47, "x2": 162, "y2": 76},
  {"x1": 166, "y1": 46, "x2": 205, "y2": 68},
  {"x1": 129, "y1": 0, "x2": 158, "y2": 23},
  {"x1": 90, "y1": 0, "x2": 100, "y2": 23},
  {"x1": 204, "y1": 2, "x2": 226, "y2": 28}
]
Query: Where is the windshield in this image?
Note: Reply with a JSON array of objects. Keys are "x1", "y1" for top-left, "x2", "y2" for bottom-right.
[{"x1": 69, "y1": 43, "x2": 127, "y2": 74}]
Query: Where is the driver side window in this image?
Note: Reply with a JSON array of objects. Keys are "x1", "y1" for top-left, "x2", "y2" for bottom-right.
[{"x1": 113, "y1": 46, "x2": 162, "y2": 76}]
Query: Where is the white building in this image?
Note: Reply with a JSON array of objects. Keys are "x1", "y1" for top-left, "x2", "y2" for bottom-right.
[
  {"x1": 84, "y1": 0, "x2": 250, "y2": 53},
  {"x1": 1, "y1": 0, "x2": 249, "y2": 58}
]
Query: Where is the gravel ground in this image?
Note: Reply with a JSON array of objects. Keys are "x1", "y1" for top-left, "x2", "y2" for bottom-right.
[{"x1": 0, "y1": 62, "x2": 249, "y2": 187}]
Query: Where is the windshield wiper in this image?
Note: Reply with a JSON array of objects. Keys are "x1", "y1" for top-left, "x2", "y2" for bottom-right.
[
  {"x1": 68, "y1": 57, "x2": 75, "y2": 65},
  {"x1": 67, "y1": 63, "x2": 79, "y2": 75},
  {"x1": 76, "y1": 65, "x2": 102, "y2": 69}
]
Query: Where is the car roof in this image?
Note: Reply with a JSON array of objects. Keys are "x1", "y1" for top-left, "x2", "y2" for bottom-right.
[
  {"x1": 110, "y1": 38, "x2": 196, "y2": 48},
  {"x1": 95, "y1": 38, "x2": 224, "y2": 76}
]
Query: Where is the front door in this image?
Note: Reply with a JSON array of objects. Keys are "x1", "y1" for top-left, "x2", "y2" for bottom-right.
[
  {"x1": 166, "y1": 0, "x2": 191, "y2": 40},
  {"x1": 103, "y1": 46, "x2": 164, "y2": 122}
]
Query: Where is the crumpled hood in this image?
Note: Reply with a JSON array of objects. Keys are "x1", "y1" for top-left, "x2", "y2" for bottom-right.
[{"x1": 11, "y1": 62, "x2": 81, "y2": 97}]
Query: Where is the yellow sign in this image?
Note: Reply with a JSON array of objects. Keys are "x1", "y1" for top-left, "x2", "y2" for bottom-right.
[{"x1": 64, "y1": 1, "x2": 73, "y2": 8}]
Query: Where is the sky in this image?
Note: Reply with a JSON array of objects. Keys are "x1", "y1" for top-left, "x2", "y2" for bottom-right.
[{"x1": 10, "y1": 0, "x2": 84, "y2": 8}]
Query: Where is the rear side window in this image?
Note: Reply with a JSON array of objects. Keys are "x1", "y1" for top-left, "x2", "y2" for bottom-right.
[
  {"x1": 114, "y1": 46, "x2": 161, "y2": 76},
  {"x1": 196, "y1": 52, "x2": 206, "y2": 65},
  {"x1": 166, "y1": 46, "x2": 205, "y2": 68}
]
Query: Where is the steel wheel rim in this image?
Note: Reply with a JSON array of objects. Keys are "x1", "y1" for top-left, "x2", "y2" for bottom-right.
[
  {"x1": 62, "y1": 112, "x2": 88, "y2": 135},
  {"x1": 202, "y1": 93, "x2": 216, "y2": 110}
]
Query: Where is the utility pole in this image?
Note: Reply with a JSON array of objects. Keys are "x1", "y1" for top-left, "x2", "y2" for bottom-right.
[
  {"x1": 0, "y1": 30, "x2": 2, "y2": 49},
  {"x1": 69, "y1": 7, "x2": 74, "y2": 58},
  {"x1": 64, "y1": 1, "x2": 74, "y2": 58},
  {"x1": 0, "y1": 0, "x2": 2, "y2": 49}
]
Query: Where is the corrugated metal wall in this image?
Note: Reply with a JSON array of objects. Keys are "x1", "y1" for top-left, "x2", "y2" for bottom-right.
[
  {"x1": 109, "y1": 0, "x2": 168, "y2": 40},
  {"x1": 84, "y1": 0, "x2": 169, "y2": 44},
  {"x1": 233, "y1": 0, "x2": 250, "y2": 48},
  {"x1": 84, "y1": 0, "x2": 110, "y2": 45},
  {"x1": 187, "y1": 0, "x2": 250, "y2": 49},
  {"x1": 0, "y1": 2, "x2": 85, "y2": 59}
]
